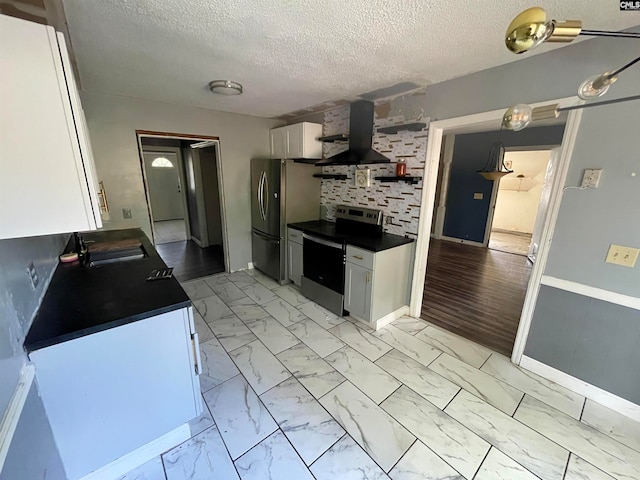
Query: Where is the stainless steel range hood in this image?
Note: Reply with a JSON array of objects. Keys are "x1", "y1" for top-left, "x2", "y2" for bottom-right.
[{"x1": 315, "y1": 100, "x2": 390, "y2": 166}]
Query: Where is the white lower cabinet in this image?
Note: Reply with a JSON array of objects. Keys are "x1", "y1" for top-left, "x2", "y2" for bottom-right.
[
  {"x1": 344, "y1": 243, "x2": 413, "y2": 325},
  {"x1": 344, "y1": 261, "x2": 372, "y2": 320},
  {"x1": 287, "y1": 228, "x2": 303, "y2": 286},
  {"x1": 28, "y1": 307, "x2": 201, "y2": 480}
]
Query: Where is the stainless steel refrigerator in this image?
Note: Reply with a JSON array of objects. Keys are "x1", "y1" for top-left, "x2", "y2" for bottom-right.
[{"x1": 251, "y1": 158, "x2": 320, "y2": 283}]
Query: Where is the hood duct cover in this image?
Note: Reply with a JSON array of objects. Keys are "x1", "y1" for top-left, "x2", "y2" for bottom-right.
[{"x1": 315, "y1": 100, "x2": 390, "y2": 166}]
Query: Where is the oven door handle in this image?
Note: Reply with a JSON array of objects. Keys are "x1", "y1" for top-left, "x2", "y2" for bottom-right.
[{"x1": 303, "y1": 233, "x2": 343, "y2": 250}]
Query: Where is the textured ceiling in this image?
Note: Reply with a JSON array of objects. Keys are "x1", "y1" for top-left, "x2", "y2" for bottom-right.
[{"x1": 62, "y1": 1, "x2": 640, "y2": 118}]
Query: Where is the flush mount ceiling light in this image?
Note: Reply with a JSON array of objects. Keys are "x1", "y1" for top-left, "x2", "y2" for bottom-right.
[
  {"x1": 505, "y1": 8, "x2": 640, "y2": 101},
  {"x1": 478, "y1": 142, "x2": 512, "y2": 180},
  {"x1": 208, "y1": 80, "x2": 243, "y2": 96}
]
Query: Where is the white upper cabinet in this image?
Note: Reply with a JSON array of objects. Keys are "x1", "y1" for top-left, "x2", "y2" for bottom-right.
[
  {"x1": 0, "y1": 15, "x2": 102, "y2": 239},
  {"x1": 270, "y1": 122, "x2": 322, "y2": 159}
]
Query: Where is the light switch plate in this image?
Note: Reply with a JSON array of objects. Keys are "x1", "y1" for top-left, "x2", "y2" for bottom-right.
[
  {"x1": 606, "y1": 244, "x2": 639, "y2": 268},
  {"x1": 581, "y1": 169, "x2": 602, "y2": 188}
]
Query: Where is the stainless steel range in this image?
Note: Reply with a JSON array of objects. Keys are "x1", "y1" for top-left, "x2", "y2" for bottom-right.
[{"x1": 301, "y1": 205, "x2": 383, "y2": 316}]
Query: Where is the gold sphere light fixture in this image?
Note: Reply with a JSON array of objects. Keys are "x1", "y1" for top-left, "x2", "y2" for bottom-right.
[
  {"x1": 505, "y1": 7, "x2": 640, "y2": 54},
  {"x1": 502, "y1": 95, "x2": 640, "y2": 131},
  {"x1": 505, "y1": 7, "x2": 582, "y2": 54},
  {"x1": 505, "y1": 8, "x2": 640, "y2": 103}
]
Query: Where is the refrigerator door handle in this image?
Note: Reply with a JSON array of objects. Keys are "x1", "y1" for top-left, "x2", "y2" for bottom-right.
[
  {"x1": 257, "y1": 171, "x2": 266, "y2": 220},
  {"x1": 252, "y1": 229, "x2": 280, "y2": 244},
  {"x1": 263, "y1": 174, "x2": 269, "y2": 220}
]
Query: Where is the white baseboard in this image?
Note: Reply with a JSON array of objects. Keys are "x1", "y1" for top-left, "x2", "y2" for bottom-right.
[
  {"x1": 520, "y1": 355, "x2": 640, "y2": 422},
  {"x1": 79, "y1": 423, "x2": 190, "y2": 480},
  {"x1": 440, "y1": 236, "x2": 485, "y2": 247},
  {"x1": 191, "y1": 237, "x2": 204, "y2": 248},
  {"x1": 0, "y1": 364, "x2": 35, "y2": 472},
  {"x1": 374, "y1": 306, "x2": 409, "y2": 330}
]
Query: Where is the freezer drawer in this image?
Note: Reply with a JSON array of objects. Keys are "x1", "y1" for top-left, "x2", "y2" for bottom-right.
[{"x1": 252, "y1": 229, "x2": 283, "y2": 282}]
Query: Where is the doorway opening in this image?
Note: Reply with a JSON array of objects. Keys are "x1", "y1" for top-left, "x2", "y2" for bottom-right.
[
  {"x1": 413, "y1": 101, "x2": 580, "y2": 361},
  {"x1": 488, "y1": 149, "x2": 554, "y2": 258},
  {"x1": 136, "y1": 131, "x2": 228, "y2": 281}
]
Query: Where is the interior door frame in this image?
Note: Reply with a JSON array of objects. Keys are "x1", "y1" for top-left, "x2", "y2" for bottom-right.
[
  {"x1": 408, "y1": 96, "x2": 584, "y2": 365},
  {"x1": 141, "y1": 146, "x2": 191, "y2": 239},
  {"x1": 135, "y1": 131, "x2": 230, "y2": 274},
  {"x1": 190, "y1": 141, "x2": 228, "y2": 253}
]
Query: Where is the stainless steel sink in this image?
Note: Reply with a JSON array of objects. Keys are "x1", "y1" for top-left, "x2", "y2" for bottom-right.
[{"x1": 89, "y1": 245, "x2": 148, "y2": 267}]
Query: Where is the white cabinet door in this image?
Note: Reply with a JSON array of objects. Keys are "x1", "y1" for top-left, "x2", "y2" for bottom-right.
[
  {"x1": 270, "y1": 128, "x2": 286, "y2": 159},
  {"x1": 270, "y1": 123, "x2": 322, "y2": 159},
  {"x1": 0, "y1": 15, "x2": 101, "y2": 239},
  {"x1": 344, "y1": 262, "x2": 372, "y2": 321},
  {"x1": 288, "y1": 240, "x2": 303, "y2": 286},
  {"x1": 29, "y1": 307, "x2": 201, "y2": 479},
  {"x1": 286, "y1": 123, "x2": 304, "y2": 159}
]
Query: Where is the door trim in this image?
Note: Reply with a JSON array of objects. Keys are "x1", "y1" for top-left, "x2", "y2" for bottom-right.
[
  {"x1": 136, "y1": 130, "x2": 219, "y2": 141},
  {"x1": 408, "y1": 96, "x2": 583, "y2": 365},
  {"x1": 136, "y1": 133, "x2": 230, "y2": 273}
]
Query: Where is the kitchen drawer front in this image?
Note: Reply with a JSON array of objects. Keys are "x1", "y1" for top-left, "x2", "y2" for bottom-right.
[
  {"x1": 346, "y1": 245, "x2": 375, "y2": 270},
  {"x1": 287, "y1": 228, "x2": 303, "y2": 245}
]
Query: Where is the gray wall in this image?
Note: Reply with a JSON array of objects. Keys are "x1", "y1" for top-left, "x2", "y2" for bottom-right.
[
  {"x1": 391, "y1": 28, "x2": 640, "y2": 397},
  {"x1": 397, "y1": 30, "x2": 640, "y2": 295},
  {"x1": 81, "y1": 91, "x2": 281, "y2": 271},
  {"x1": 445, "y1": 126, "x2": 564, "y2": 242},
  {"x1": 0, "y1": 233, "x2": 67, "y2": 477},
  {"x1": 525, "y1": 286, "x2": 640, "y2": 404},
  {"x1": 0, "y1": 382, "x2": 66, "y2": 480}
]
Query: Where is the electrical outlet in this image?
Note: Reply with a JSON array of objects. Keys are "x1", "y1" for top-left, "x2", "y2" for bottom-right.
[
  {"x1": 605, "y1": 244, "x2": 639, "y2": 268},
  {"x1": 581, "y1": 169, "x2": 602, "y2": 188},
  {"x1": 26, "y1": 262, "x2": 39, "y2": 290},
  {"x1": 473, "y1": 193, "x2": 484, "y2": 200},
  {"x1": 122, "y1": 208, "x2": 132, "y2": 219}
]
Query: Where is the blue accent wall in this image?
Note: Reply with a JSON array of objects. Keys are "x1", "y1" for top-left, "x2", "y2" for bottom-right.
[{"x1": 443, "y1": 125, "x2": 565, "y2": 243}]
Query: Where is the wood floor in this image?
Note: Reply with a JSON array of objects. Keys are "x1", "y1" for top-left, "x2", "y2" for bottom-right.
[
  {"x1": 156, "y1": 240, "x2": 225, "y2": 282},
  {"x1": 421, "y1": 239, "x2": 532, "y2": 356}
]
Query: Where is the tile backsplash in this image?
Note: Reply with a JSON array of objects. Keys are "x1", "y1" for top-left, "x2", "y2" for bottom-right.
[{"x1": 320, "y1": 105, "x2": 429, "y2": 238}]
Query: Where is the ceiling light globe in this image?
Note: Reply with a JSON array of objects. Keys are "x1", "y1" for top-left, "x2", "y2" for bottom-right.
[
  {"x1": 505, "y1": 7, "x2": 555, "y2": 54},
  {"x1": 502, "y1": 104, "x2": 533, "y2": 131},
  {"x1": 578, "y1": 72, "x2": 617, "y2": 100}
]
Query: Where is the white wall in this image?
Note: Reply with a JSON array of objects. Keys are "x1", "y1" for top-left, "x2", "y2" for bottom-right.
[
  {"x1": 81, "y1": 91, "x2": 281, "y2": 271},
  {"x1": 492, "y1": 150, "x2": 551, "y2": 234}
]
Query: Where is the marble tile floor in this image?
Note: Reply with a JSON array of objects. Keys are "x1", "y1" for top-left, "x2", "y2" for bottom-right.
[{"x1": 120, "y1": 269, "x2": 640, "y2": 480}]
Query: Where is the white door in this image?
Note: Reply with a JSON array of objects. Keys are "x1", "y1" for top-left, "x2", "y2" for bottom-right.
[
  {"x1": 288, "y1": 241, "x2": 303, "y2": 286},
  {"x1": 286, "y1": 123, "x2": 304, "y2": 158},
  {"x1": 144, "y1": 152, "x2": 185, "y2": 221},
  {"x1": 528, "y1": 148, "x2": 560, "y2": 263},
  {"x1": 344, "y1": 262, "x2": 371, "y2": 321},
  {"x1": 270, "y1": 128, "x2": 286, "y2": 159}
]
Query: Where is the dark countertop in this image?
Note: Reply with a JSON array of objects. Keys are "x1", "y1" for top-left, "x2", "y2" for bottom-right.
[
  {"x1": 288, "y1": 220, "x2": 414, "y2": 252},
  {"x1": 24, "y1": 228, "x2": 190, "y2": 352}
]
